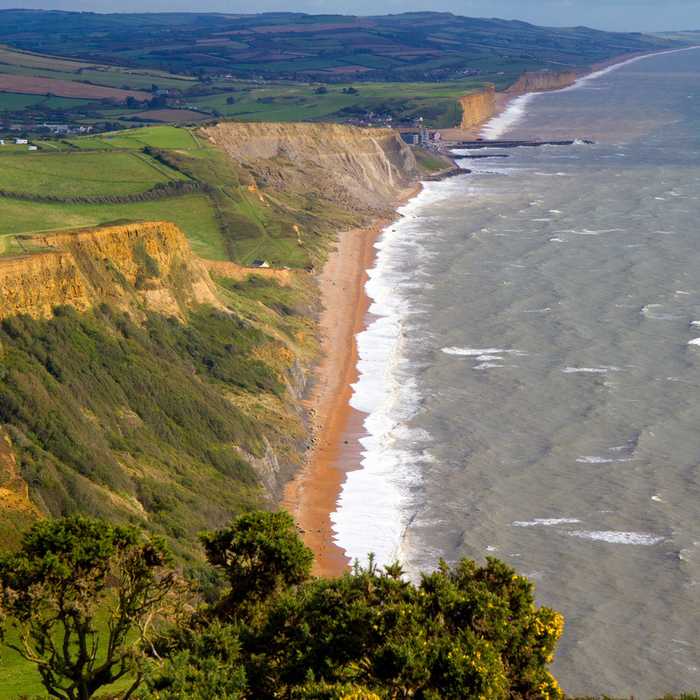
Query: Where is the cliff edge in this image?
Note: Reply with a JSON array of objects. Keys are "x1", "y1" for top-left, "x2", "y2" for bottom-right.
[{"x1": 1, "y1": 221, "x2": 218, "y2": 320}]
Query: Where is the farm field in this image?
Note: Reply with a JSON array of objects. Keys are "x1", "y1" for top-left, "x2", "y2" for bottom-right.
[
  {"x1": 0, "y1": 150, "x2": 187, "y2": 198},
  {"x1": 0, "y1": 10, "x2": 683, "y2": 136},
  {"x1": 0, "y1": 193, "x2": 226, "y2": 260},
  {"x1": 60, "y1": 125, "x2": 204, "y2": 150},
  {"x1": 0, "y1": 73, "x2": 149, "y2": 101},
  {"x1": 191, "y1": 78, "x2": 489, "y2": 126}
]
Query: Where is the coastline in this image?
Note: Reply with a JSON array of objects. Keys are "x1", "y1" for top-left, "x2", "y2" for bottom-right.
[
  {"x1": 282, "y1": 184, "x2": 421, "y2": 577},
  {"x1": 282, "y1": 46, "x2": 695, "y2": 577}
]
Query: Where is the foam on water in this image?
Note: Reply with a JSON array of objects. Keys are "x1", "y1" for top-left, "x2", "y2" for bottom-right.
[
  {"x1": 480, "y1": 93, "x2": 536, "y2": 140},
  {"x1": 576, "y1": 456, "x2": 633, "y2": 464},
  {"x1": 513, "y1": 518, "x2": 582, "y2": 527},
  {"x1": 568, "y1": 530, "x2": 665, "y2": 545},
  {"x1": 562, "y1": 366, "x2": 620, "y2": 374},
  {"x1": 331, "y1": 183, "x2": 452, "y2": 567}
]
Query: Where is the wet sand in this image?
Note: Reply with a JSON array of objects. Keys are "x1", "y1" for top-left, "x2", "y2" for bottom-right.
[{"x1": 282, "y1": 186, "x2": 421, "y2": 577}]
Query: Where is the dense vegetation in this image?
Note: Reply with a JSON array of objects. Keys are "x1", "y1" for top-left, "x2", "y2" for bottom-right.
[
  {"x1": 0, "y1": 300, "x2": 300, "y2": 560},
  {"x1": 0, "y1": 511, "x2": 567, "y2": 700},
  {"x1": 2, "y1": 511, "x2": 696, "y2": 699}
]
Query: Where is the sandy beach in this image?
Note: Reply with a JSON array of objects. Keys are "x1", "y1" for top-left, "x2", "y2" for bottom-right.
[{"x1": 282, "y1": 187, "x2": 420, "y2": 577}]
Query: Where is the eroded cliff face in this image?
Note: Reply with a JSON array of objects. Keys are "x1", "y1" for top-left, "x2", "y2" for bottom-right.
[
  {"x1": 507, "y1": 70, "x2": 578, "y2": 95},
  {"x1": 201, "y1": 122, "x2": 418, "y2": 213},
  {"x1": 0, "y1": 429, "x2": 42, "y2": 548},
  {"x1": 0, "y1": 221, "x2": 218, "y2": 320},
  {"x1": 459, "y1": 86, "x2": 497, "y2": 129}
]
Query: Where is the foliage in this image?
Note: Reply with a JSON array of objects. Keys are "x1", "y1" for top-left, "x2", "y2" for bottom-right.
[
  {"x1": 0, "y1": 510, "x2": 695, "y2": 699},
  {"x1": 142, "y1": 512, "x2": 564, "y2": 700},
  {"x1": 0, "y1": 516, "x2": 176, "y2": 700},
  {"x1": 139, "y1": 621, "x2": 246, "y2": 700},
  {"x1": 242, "y1": 555, "x2": 563, "y2": 699},
  {"x1": 0, "y1": 304, "x2": 284, "y2": 556},
  {"x1": 201, "y1": 510, "x2": 313, "y2": 619}
]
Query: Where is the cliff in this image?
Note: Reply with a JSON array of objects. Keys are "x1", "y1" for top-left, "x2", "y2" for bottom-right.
[
  {"x1": 201, "y1": 122, "x2": 418, "y2": 213},
  {"x1": 0, "y1": 221, "x2": 218, "y2": 320},
  {"x1": 507, "y1": 70, "x2": 578, "y2": 95},
  {"x1": 0, "y1": 429, "x2": 42, "y2": 549},
  {"x1": 458, "y1": 85, "x2": 497, "y2": 129}
]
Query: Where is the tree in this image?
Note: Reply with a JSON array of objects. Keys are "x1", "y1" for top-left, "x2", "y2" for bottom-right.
[
  {"x1": 226, "y1": 96, "x2": 236, "y2": 105},
  {"x1": 0, "y1": 516, "x2": 176, "y2": 700},
  {"x1": 200, "y1": 510, "x2": 312, "y2": 620}
]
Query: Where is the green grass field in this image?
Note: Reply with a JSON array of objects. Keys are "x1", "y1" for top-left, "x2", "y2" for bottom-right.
[
  {"x1": 0, "y1": 193, "x2": 226, "y2": 259},
  {"x1": 0, "y1": 90, "x2": 92, "y2": 111},
  {"x1": 63, "y1": 125, "x2": 202, "y2": 151},
  {"x1": 0, "y1": 150, "x2": 187, "y2": 198}
]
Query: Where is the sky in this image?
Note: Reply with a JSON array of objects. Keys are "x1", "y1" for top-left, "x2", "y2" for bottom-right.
[{"x1": 1, "y1": 0, "x2": 698, "y2": 33}]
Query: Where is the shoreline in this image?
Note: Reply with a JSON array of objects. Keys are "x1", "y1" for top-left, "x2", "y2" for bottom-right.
[
  {"x1": 282, "y1": 46, "x2": 695, "y2": 577},
  {"x1": 282, "y1": 184, "x2": 421, "y2": 577}
]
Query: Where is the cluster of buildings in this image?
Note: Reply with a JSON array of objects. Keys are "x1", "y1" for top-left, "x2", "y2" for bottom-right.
[{"x1": 0, "y1": 137, "x2": 37, "y2": 150}]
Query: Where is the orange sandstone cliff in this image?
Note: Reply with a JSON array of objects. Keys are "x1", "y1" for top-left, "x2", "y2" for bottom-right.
[
  {"x1": 0, "y1": 221, "x2": 218, "y2": 321},
  {"x1": 507, "y1": 70, "x2": 578, "y2": 95},
  {"x1": 458, "y1": 85, "x2": 497, "y2": 129}
]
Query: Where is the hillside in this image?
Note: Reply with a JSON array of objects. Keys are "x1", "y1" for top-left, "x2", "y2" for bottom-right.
[
  {"x1": 0, "y1": 11, "x2": 681, "y2": 134},
  {"x1": 0, "y1": 121, "x2": 429, "y2": 567},
  {"x1": 0, "y1": 11, "x2": 675, "y2": 82}
]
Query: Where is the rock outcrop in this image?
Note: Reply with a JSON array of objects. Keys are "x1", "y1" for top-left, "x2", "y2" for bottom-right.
[
  {"x1": 458, "y1": 85, "x2": 497, "y2": 128},
  {"x1": 0, "y1": 221, "x2": 219, "y2": 320},
  {"x1": 201, "y1": 122, "x2": 418, "y2": 213}
]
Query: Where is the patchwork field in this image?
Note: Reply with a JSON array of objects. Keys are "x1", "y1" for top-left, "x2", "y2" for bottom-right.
[{"x1": 0, "y1": 73, "x2": 149, "y2": 101}]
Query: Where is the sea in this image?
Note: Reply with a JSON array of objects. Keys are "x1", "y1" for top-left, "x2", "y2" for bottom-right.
[{"x1": 330, "y1": 47, "x2": 700, "y2": 697}]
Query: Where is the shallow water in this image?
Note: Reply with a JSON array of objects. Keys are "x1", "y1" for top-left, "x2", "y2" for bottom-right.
[{"x1": 332, "y1": 47, "x2": 700, "y2": 697}]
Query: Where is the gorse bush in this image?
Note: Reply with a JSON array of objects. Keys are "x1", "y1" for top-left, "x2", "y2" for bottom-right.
[
  {"x1": 142, "y1": 511, "x2": 565, "y2": 700},
  {"x1": 0, "y1": 516, "x2": 176, "y2": 700}
]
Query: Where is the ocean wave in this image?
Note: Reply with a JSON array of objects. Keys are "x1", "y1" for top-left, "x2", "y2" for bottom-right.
[
  {"x1": 331, "y1": 183, "x2": 454, "y2": 568},
  {"x1": 513, "y1": 518, "x2": 581, "y2": 527},
  {"x1": 562, "y1": 366, "x2": 619, "y2": 374},
  {"x1": 480, "y1": 93, "x2": 536, "y2": 140},
  {"x1": 568, "y1": 530, "x2": 665, "y2": 545},
  {"x1": 575, "y1": 456, "x2": 633, "y2": 464}
]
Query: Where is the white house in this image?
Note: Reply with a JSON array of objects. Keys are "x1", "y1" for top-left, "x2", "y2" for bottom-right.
[
  {"x1": 28, "y1": 145, "x2": 38, "y2": 151},
  {"x1": 0, "y1": 139, "x2": 5, "y2": 146},
  {"x1": 15, "y1": 138, "x2": 28, "y2": 145}
]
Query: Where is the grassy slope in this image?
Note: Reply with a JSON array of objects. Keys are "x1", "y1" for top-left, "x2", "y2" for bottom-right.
[{"x1": 0, "y1": 150, "x2": 186, "y2": 198}]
